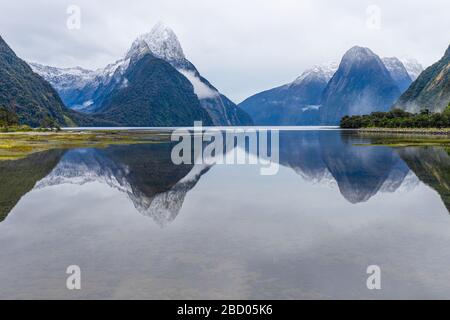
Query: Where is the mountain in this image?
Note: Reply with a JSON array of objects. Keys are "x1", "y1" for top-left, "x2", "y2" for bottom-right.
[
  {"x1": 238, "y1": 63, "x2": 338, "y2": 125},
  {"x1": 94, "y1": 54, "x2": 214, "y2": 127},
  {"x1": 31, "y1": 22, "x2": 252, "y2": 126},
  {"x1": 0, "y1": 36, "x2": 77, "y2": 127},
  {"x1": 382, "y1": 57, "x2": 412, "y2": 93},
  {"x1": 400, "y1": 57, "x2": 424, "y2": 81},
  {"x1": 320, "y1": 46, "x2": 401, "y2": 124},
  {"x1": 394, "y1": 44, "x2": 450, "y2": 113}
]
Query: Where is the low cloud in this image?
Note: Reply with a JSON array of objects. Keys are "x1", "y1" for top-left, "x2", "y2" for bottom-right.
[{"x1": 178, "y1": 69, "x2": 218, "y2": 99}]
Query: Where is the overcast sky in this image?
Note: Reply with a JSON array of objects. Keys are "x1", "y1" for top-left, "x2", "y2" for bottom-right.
[{"x1": 1, "y1": 0, "x2": 449, "y2": 103}]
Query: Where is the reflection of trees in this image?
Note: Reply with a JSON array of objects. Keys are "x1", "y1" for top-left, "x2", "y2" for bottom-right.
[
  {"x1": 0, "y1": 150, "x2": 65, "y2": 221},
  {"x1": 3, "y1": 131, "x2": 450, "y2": 224},
  {"x1": 279, "y1": 131, "x2": 410, "y2": 203},
  {"x1": 398, "y1": 147, "x2": 450, "y2": 213}
]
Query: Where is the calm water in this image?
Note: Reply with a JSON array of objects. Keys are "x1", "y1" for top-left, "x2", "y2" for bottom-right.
[{"x1": 1, "y1": 129, "x2": 450, "y2": 299}]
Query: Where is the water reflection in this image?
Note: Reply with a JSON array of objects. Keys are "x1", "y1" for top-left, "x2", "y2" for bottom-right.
[
  {"x1": 398, "y1": 146, "x2": 450, "y2": 212},
  {"x1": 279, "y1": 131, "x2": 413, "y2": 203},
  {"x1": 0, "y1": 131, "x2": 449, "y2": 224},
  {"x1": 0, "y1": 150, "x2": 65, "y2": 222},
  {"x1": 1, "y1": 130, "x2": 450, "y2": 299}
]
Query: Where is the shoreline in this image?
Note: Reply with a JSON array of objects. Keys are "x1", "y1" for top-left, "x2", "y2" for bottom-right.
[{"x1": 354, "y1": 127, "x2": 450, "y2": 136}]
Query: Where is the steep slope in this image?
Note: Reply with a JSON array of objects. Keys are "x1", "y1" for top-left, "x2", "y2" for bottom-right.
[
  {"x1": 394, "y1": 44, "x2": 450, "y2": 113},
  {"x1": 239, "y1": 63, "x2": 337, "y2": 125},
  {"x1": 321, "y1": 46, "x2": 401, "y2": 124},
  {"x1": 0, "y1": 36, "x2": 75, "y2": 126},
  {"x1": 96, "y1": 54, "x2": 213, "y2": 127},
  {"x1": 382, "y1": 57, "x2": 412, "y2": 93}
]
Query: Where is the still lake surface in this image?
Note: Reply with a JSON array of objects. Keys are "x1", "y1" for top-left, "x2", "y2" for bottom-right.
[{"x1": 1, "y1": 128, "x2": 450, "y2": 299}]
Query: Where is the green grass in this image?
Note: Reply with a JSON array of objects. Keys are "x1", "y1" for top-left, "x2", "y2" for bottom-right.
[
  {"x1": 353, "y1": 132, "x2": 450, "y2": 148},
  {"x1": 0, "y1": 130, "x2": 172, "y2": 160}
]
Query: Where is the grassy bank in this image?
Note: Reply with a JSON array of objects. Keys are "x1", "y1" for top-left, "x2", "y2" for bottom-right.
[
  {"x1": 0, "y1": 130, "x2": 172, "y2": 161},
  {"x1": 352, "y1": 130, "x2": 450, "y2": 148}
]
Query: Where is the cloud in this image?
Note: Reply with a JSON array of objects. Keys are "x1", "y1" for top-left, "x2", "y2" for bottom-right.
[
  {"x1": 0, "y1": 0, "x2": 449, "y2": 103},
  {"x1": 178, "y1": 70, "x2": 218, "y2": 99}
]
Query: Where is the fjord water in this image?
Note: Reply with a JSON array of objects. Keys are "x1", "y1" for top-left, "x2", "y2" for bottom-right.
[{"x1": 1, "y1": 129, "x2": 450, "y2": 299}]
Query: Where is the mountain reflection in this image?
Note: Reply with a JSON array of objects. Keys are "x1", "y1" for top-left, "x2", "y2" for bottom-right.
[
  {"x1": 1, "y1": 130, "x2": 450, "y2": 224},
  {"x1": 35, "y1": 143, "x2": 211, "y2": 226},
  {"x1": 279, "y1": 131, "x2": 413, "y2": 203}
]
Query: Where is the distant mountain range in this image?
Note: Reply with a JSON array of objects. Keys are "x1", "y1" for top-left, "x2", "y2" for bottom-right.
[
  {"x1": 239, "y1": 46, "x2": 424, "y2": 125},
  {"x1": 31, "y1": 22, "x2": 252, "y2": 127},
  {"x1": 394, "y1": 44, "x2": 450, "y2": 113},
  {"x1": 238, "y1": 63, "x2": 338, "y2": 125},
  {"x1": 2, "y1": 23, "x2": 448, "y2": 127}
]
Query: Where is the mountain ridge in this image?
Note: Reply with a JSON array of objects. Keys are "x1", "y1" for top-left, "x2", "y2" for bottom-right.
[
  {"x1": 30, "y1": 23, "x2": 252, "y2": 126},
  {"x1": 320, "y1": 46, "x2": 402, "y2": 124}
]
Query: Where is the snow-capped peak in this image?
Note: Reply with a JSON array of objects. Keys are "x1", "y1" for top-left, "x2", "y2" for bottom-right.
[
  {"x1": 292, "y1": 62, "x2": 338, "y2": 85},
  {"x1": 343, "y1": 46, "x2": 377, "y2": 61},
  {"x1": 126, "y1": 22, "x2": 186, "y2": 63},
  {"x1": 399, "y1": 56, "x2": 424, "y2": 81}
]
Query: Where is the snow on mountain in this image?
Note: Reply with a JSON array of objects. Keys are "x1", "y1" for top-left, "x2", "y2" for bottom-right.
[
  {"x1": 291, "y1": 62, "x2": 338, "y2": 86},
  {"x1": 126, "y1": 22, "x2": 187, "y2": 66},
  {"x1": 29, "y1": 22, "x2": 189, "y2": 111},
  {"x1": 341, "y1": 46, "x2": 378, "y2": 63},
  {"x1": 382, "y1": 57, "x2": 412, "y2": 92},
  {"x1": 30, "y1": 62, "x2": 95, "y2": 91},
  {"x1": 29, "y1": 22, "x2": 251, "y2": 125},
  {"x1": 399, "y1": 57, "x2": 424, "y2": 81}
]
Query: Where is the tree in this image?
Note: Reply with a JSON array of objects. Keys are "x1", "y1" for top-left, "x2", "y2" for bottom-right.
[
  {"x1": 420, "y1": 108, "x2": 431, "y2": 116},
  {"x1": 0, "y1": 106, "x2": 19, "y2": 131},
  {"x1": 40, "y1": 116, "x2": 61, "y2": 131},
  {"x1": 444, "y1": 102, "x2": 450, "y2": 115}
]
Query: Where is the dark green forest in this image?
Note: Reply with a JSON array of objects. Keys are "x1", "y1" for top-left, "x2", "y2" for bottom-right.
[{"x1": 340, "y1": 103, "x2": 450, "y2": 129}]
